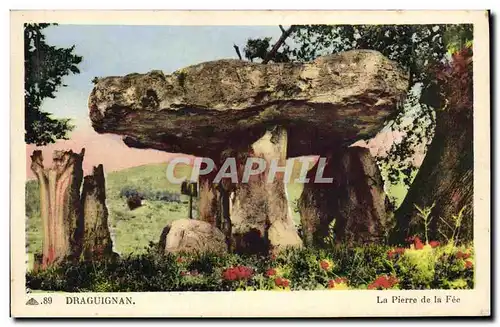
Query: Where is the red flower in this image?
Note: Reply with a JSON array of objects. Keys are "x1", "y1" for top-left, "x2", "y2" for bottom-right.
[
  {"x1": 275, "y1": 277, "x2": 283, "y2": 286},
  {"x1": 334, "y1": 277, "x2": 348, "y2": 284},
  {"x1": 223, "y1": 269, "x2": 236, "y2": 281},
  {"x1": 328, "y1": 280, "x2": 335, "y2": 289},
  {"x1": 222, "y1": 266, "x2": 253, "y2": 281},
  {"x1": 368, "y1": 275, "x2": 398, "y2": 290},
  {"x1": 465, "y1": 260, "x2": 473, "y2": 269},
  {"x1": 457, "y1": 251, "x2": 471, "y2": 260},
  {"x1": 266, "y1": 268, "x2": 276, "y2": 277},
  {"x1": 405, "y1": 236, "x2": 416, "y2": 243},
  {"x1": 406, "y1": 235, "x2": 426, "y2": 249},
  {"x1": 176, "y1": 257, "x2": 184, "y2": 263},
  {"x1": 180, "y1": 271, "x2": 187, "y2": 276},
  {"x1": 275, "y1": 277, "x2": 290, "y2": 288},
  {"x1": 387, "y1": 248, "x2": 405, "y2": 259},
  {"x1": 413, "y1": 236, "x2": 424, "y2": 250},
  {"x1": 429, "y1": 241, "x2": 440, "y2": 248},
  {"x1": 320, "y1": 260, "x2": 330, "y2": 271}
]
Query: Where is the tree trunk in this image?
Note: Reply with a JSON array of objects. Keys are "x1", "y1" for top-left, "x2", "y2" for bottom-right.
[
  {"x1": 262, "y1": 25, "x2": 296, "y2": 64},
  {"x1": 299, "y1": 146, "x2": 391, "y2": 247},
  {"x1": 393, "y1": 106, "x2": 473, "y2": 243},
  {"x1": 30, "y1": 149, "x2": 84, "y2": 267},
  {"x1": 81, "y1": 164, "x2": 115, "y2": 260}
]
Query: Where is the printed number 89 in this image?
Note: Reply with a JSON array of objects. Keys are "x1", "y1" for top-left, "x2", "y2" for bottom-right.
[{"x1": 43, "y1": 297, "x2": 52, "y2": 304}]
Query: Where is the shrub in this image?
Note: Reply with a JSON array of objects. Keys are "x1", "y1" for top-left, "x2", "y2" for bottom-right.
[
  {"x1": 119, "y1": 186, "x2": 181, "y2": 203},
  {"x1": 126, "y1": 194, "x2": 142, "y2": 210},
  {"x1": 390, "y1": 241, "x2": 474, "y2": 290},
  {"x1": 26, "y1": 241, "x2": 474, "y2": 292}
]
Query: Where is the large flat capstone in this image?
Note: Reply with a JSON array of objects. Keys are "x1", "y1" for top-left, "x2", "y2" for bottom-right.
[{"x1": 89, "y1": 50, "x2": 408, "y2": 158}]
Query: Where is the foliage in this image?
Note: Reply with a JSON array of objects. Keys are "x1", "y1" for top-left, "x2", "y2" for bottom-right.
[
  {"x1": 434, "y1": 44, "x2": 473, "y2": 115},
  {"x1": 377, "y1": 86, "x2": 436, "y2": 189},
  {"x1": 26, "y1": 240, "x2": 474, "y2": 292},
  {"x1": 25, "y1": 180, "x2": 42, "y2": 253},
  {"x1": 26, "y1": 164, "x2": 192, "y2": 256},
  {"x1": 322, "y1": 219, "x2": 336, "y2": 248},
  {"x1": 438, "y1": 206, "x2": 468, "y2": 246},
  {"x1": 239, "y1": 24, "x2": 472, "y2": 198},
  {"x1": 26, "y1": 163, "x2": 305, "y2": 256},
  {"x1": 244, "y1": 37, "x2": 273, "y2": 62},
  {"x1": 26, "y1": 168, "x2": 473, "y2": 292},
  {"x1": 24, "y1": 23, "x2": 83, "y2": 145},
  {"x1": 243, "y1": 37, "x2": 292, "y2": 63},
  {"x1": 414, "y1": 202, "x2": 436, "y2": 244},
  {"x1": 393, "y1": 241, "x2": 474, "y2": 290},
  {"x1": 119, "y1": 185, "x2": 181, "y2": 203}
]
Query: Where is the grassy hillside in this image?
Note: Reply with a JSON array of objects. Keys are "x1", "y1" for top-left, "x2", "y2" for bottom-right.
[
  {"x1": 25, "y1": 162, "x2": 304, "y2": 256},
  {"x1": 25, "y1": 160, "x2": 409, "y2": 256}
]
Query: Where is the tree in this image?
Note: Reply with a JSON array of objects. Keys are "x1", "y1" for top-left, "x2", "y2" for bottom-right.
[
  {"x1": 24, "y1": 23, "x2": 83, "y2": 145},
  {"x1": 238, "y1": 24, "x2": 474, "y2": 242},
  {"x1": 31, "y1": 149, "x2": 115, "y2": 267},
  {"x1": 239, "y1": 25, "x2": 447, "y2": 190},
  {"x1": 395, "y1": 37, "x2": 473, "y2": 243}
]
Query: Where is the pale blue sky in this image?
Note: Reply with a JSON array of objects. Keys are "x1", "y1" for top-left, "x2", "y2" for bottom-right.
[{"x1": 41, "y1": 25, "x2": 283, "y2": 126}]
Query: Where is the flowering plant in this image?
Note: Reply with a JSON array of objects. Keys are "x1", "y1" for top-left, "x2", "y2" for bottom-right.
[
  {"x1": 319, "y1": 259, "x2": 334, "y2": 272},
  {"x1": 328, "y1": 277, "x2": 349, "y2": 290},
  {"x1": 222, "y1": 266, "x2": 254, "y2": 281},
  {"x1": 367, "y1": 275, "x2": 398, "y2": 290}
]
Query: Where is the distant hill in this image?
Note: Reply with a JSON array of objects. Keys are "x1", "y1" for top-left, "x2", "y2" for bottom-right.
[
  {"x1": 26, "y1": 162, "x2": 194, "y2": 256},
  {"x1": 25, "y1": 123, "x2": 195, "y2": 180},
  {"x1": 25, "y1": 158, "x2": 409, "y2": 256},
  {"x1": 25, "y1": 161, "x2": 304, "y2": 256}
]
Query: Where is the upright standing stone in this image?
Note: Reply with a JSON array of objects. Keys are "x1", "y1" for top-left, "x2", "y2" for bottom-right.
[
  {"x1": 30, "y1": 149, "x2": 84, "y2": 267},
  {"x1": 228, "y1": 127, "x2": 302, "y2": 254},
  {"x1": 88, "y1": 49, "x2": 409, "y2": 250},
  {"x1": 81, "y1": 164, "x2": 115, "y2": 260},
  {"x1": 299, "y1": 146, "x2": 391, "y2": 246}
]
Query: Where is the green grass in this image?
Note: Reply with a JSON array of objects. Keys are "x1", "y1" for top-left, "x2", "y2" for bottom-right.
[
  {"x1": 26, "y1": 241, "x2": 474, "y2": 292},
  {"x1": 286, "y1": 183, "x2": 303, "y2": 225},
  {"x1": 25, "y1": 161, "x2": 410, "y2": 256},
  {"x1": 25, "y1": 162, "x2": 307, "y2": 256},
  {"x1": 26, "y1": 163, "x2": 194, "y2": 256}
]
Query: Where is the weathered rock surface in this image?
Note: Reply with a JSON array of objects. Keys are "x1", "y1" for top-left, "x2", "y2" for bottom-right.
[
  {"x1": 299, "y1": 146, "x2": 391, "y2": 246},
  {"x1": 159, "y1": 219, "x2": 228, "y2": 255},
  {"x1": 89, "y1": 50, "x2": 408, "y2": 158},
  {"x1": 81, "y1": 164, "x2": 115, "y2": 260},
  {"x1": 195, "y1": 127, "x2": 302, "y2": 255},
  {"x1": 227, "y1": 127, "x2": 302, "y2": 254},
  {"x1": 89, "y1": 50, "x2": 408, "y2": 251},
  {"x1": 31, "y1": 150, "x2": 116, "y2": 267},
  {"x1": 31, "y1": 150, "x2": 84, "y2": 267}
]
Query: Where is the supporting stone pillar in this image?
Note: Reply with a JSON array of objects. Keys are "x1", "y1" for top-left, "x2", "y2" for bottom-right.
[
  {"x1": 196, "y1": 127, "x2": 303, "y2": 255},
  {"x1": 229, "y1": 127, "x2": 302, "y2": 254},
  {"x1": 299, "y1": 146, "x2": 390, "y2": 247}
]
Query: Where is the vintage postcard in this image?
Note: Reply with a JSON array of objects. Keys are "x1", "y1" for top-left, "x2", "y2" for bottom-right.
[{"x1": 10, "y1": 10, "x2": 490, "y2": 317}]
